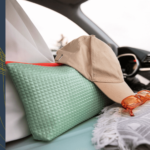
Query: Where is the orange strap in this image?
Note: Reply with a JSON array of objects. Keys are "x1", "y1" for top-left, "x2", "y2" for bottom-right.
[{"x1": 5, "y1": 61, "x2": 63, "y2": 67}]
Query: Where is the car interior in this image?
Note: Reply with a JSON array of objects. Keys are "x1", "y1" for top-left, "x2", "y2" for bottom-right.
[{"x1": 6, "y1": 0, "x2": 150, "y2": 150}]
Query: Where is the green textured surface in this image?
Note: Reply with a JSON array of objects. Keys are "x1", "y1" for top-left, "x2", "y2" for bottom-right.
[
  {"x1": 6, "y1": 63, "x2": 112, "y2": 141},
  {"x1": 6, "y1": 117, "x2": 105, "y2": 150}
]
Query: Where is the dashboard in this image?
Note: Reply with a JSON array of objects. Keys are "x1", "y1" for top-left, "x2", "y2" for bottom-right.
[{"x1": 118, "y1": 47, "x2": 150, "y2": 92}]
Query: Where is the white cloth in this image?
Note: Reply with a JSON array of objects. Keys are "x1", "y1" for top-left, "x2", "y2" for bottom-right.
[
  {"x1": 6, "y1": 0, "x2": 54, "y2": 142},
  {"x1": 92, "y1": 101, "x2": 150, "y2": 150}
]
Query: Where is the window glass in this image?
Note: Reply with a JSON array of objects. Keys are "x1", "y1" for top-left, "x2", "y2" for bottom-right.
[
  {"x1": 17, "y1": 0, "x2": 88, "y2": 53},
  {"x1": 81, "y1": 0, "x2": 150, "y2": 51}
]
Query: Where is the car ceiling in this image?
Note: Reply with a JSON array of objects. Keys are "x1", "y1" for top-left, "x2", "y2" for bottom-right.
[
  {"x1": 27, "y1": 0, "x2": 87, "y2": 5},
  {"x1": 54, "y1": 0, "x2": 87, "y2": 5}
]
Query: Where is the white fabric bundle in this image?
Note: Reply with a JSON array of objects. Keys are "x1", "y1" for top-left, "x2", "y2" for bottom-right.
[
  {"x1": 92, "y1": 101, "x2": 150, "y2": 150},
  {"x1": 6, "y1": 0, "x2": 54, "y2": 142}
]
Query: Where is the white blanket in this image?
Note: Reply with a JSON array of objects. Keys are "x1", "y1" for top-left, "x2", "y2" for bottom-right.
[{"x1": 92, "y1": 101, "x2": 150, "y2": 150}]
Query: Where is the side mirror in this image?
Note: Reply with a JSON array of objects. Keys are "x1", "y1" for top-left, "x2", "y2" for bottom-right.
[{"x1": 118, "y1": 53, "x2": 140, "y2": 78}]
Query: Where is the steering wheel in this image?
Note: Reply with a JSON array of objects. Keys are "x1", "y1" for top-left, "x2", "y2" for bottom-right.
[{"x1": 118, "y1": 53, "x2": 140, "y2": 78}]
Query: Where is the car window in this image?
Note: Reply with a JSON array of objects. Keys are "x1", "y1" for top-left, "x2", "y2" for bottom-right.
[
  {"x1": 17, "y1": 0, "x2": 88, "y2": 54},
  {"x1": 81, "y1": 0, "x2": 150, "y2": 51}
]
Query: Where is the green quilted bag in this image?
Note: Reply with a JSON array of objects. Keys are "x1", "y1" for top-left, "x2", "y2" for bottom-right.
[{"x1": 6, "y1": 63, "x2": 113, "y2": 141}]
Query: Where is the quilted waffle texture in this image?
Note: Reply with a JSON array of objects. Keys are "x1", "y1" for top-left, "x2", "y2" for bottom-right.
[{"x1": 6, "y1": 63, "x2": 113, "y2": 141}]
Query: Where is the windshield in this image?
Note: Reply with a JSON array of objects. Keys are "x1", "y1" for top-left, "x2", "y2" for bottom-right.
[
  {"x1": 81, "y1": 0, "x2": 150, "y2": 51},
  {"x1": 17, "y1": 0, "x2": 87, "y2": 52}
]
